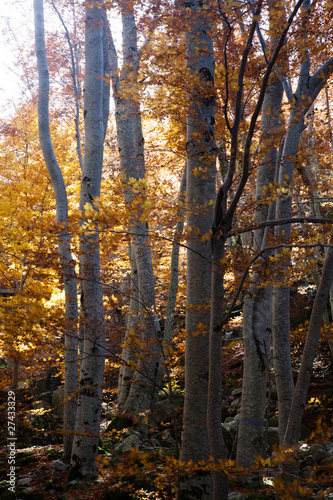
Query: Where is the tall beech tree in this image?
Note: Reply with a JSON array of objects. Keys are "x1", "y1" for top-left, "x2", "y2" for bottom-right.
[
  {"x1": 270, "y1": 0, "x2": 333, "y2": 445},
  {"x1": 71, "y1": 0, "x2": 109, "y2": 475},
  {"x1": 108, "y1": 1, "x2": 162, "y2": 425},
  {"x1": 236, "y1": 0, "x2": 285, "y2": 466},
  {"x1": 35, "y1": 0, "x2": 110, "y2": 474},
  {"x1": 209, "y1": 0, "x2": 308, "y2": 471},
  {"x1": 283, "y1": 223, "x2": 333, "y2": 446},
  {"x1": 178, "y1": 2, "x2": 216, "y2": 498},
  {"x1": 34, "y1": 0, "x2": 78, "y2": 461}
]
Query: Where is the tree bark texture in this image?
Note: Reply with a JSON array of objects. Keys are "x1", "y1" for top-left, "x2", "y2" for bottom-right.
[
  {"x1": 108, "y1": 6, "x2": 161, "y2": 426},
  {"x1": 236, "y1": 2, "x2": 285, "y2": 462},
  {"x1": 237, "y1": 74, "x2": 284, "y2": 468},
  {"x1": 179, "y1": 2, "x2": 216, "y2": 499},
  {"x1": 117, "y1": 244, "x2": 139, "y2": 412},
  {"x1": 284, "y1": 225, "x2": 333, "y2": 446},
  {"x1": 34, "y1": 0, "x2": 78, "y2": 462},
  {"x1": 208, "y1": 236, "x2": 229, "y2": 500},
  {"x1": 71, "y1": 0, "x2": 107, "y2": 475},
  {"x1": 272, "y1": 0, "x2": 333, "y2": 441}
]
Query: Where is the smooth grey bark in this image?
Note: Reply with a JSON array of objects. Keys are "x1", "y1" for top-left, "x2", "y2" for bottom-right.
[
  {"x1": 324, "y1": 89, "x2": 333, "y2": 355},
  {"x1": 178, "y1": 2, "x2": 216, "y2": 499},
  {"x1": 153, "y1": 166, "x2": 187, "y2": 396},
  {"x1": 272, "y1": 0, "x2": 333, "y2": 442},
  {"x1": 163, "y1": 166, "x2": 186, "y2": 351},
  {"x1": 283, "y1": 225, "x2": 333, "y2": 446},
  {"x1": 208, "y1": 235, "x2": 229, "y2": 500},
  {"x1": 236, "y1": 0, "x2": 286, "y2": 464},
  {"x1": 108, "y1": 5, "x2": 161, "y2": 425},
  {"x1": 214, "y1": 0, "x2": 306, "y2": 469},
  {"x1": 34, "y1": 0, "x2": 78, "y2": 462},
  {"x1": 117, "y1": 244, "x2": 139, "y2": 412},
  {"x1": 237, "y1": 74, "x2": 284, "y2": 467},
  {"x1": 71, "y1": 0, "x2": 107, "y2": 475}
]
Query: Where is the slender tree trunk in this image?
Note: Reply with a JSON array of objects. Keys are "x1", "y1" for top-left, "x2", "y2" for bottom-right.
[
  {"x1": 272, "y1": 37, "x2": 310, "y2": 443},
  {"x1": 178, "y1": 2, "x2": 216, "y2": 498},
  {"x1": 208, "y1": 235, "x2": 229, "y2": 500},
  {"x1": 163, "y1": 166, "x2": 186, "y2": 351},
  {"x1": 154, "y1": 166, "x2": 187, "y2": 394},
  {"x1": 271, "y1": 0, "x2": 333, "y2": 443},
  {"x1": 236, "y1": 54, "x2": 284, "y2": 466},
  {"x1": 284, "y1": 225, "x2": 333, "y2": 446},
  {"x1": 108, "y1": 6, "x2": 161, "y2": 427},
  {"x1": 117, "y1": 244, "x2": 138, "y2": 412},
  {"x1": 34, "y1": 0, "x2": 78, "y2": 461},
  {"x1": 71, "y1": 0, "x2": 107, "y2": 476}
]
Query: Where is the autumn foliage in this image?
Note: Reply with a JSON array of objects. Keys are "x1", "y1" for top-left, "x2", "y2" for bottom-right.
[{"x1": 1, "y1": 0, "x2": 333, "y2": 498}]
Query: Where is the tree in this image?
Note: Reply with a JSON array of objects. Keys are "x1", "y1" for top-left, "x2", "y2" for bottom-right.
[
  {"x1": 34, "y1": 0, "x2": 78, "y2": 461},
  {"x1": 0, "y1": 107, "x2": 65, "y2": 391},
  {"x1": 34, "y1": 0, "x2": 110, "y2": 474},
  {"x1": 108, "y1": 1, "x2": 162, "y2": 426},
  {"x1": 178, "y1": 2, "x2": 216, "y2": 498},
  {"x1": 271, "y1": 0, "x2": 333, "y2": 445},
  {"x1": 229, "y1": 0, "x2": 333, "y2": 464},
  {"x1": 70, "y1": 0, "x2": 109, "y2": 475},
  {"x1": 236, "y1": 0, "x2": 285, "y2": 465}
]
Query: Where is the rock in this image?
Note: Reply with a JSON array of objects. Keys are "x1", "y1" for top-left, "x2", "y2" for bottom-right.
[
  {"x1": 150, "y1": 394, "x2": 183, "y2": 431},
  {"x1": 25, "y1": 408, "x2": 61, "y2": 444},
  {"x1": 246, "y1": 474, "x2": 262, "y2": 489},
  {"x1": 222, "y1": 420, "x2": 238, "y2": 457},
  {"x1": 231, "y1": 388, "x2": 242, "y2": 397},
  {"x1": 302, "y1": 455, "x2": 316, "y2": 467},
  {"x1": 228, "y1": 492, "x2": 245, "y2": 500},
  {"x1": 17, "y1": 477, "x2": 32, "y2": 485},
  {"x1": 37, "y1": 391, "x2": 53, "y2": 404},
  {"x1": 230, "y1": 398, "x2": 240, "y2": 409},
  {"x1": 325, "y1": 442, "x2": 333, "y2": 455},
  {"x1": 309, "y1": 445, "x2": 330, "y2": 464},
  {"x1": 114, "y1": 433, "x2": 141, "y2": 453},
  {"x1": 149, "y1": 438, "x2": 160, "y2": 448},
  {"x1": 101, "y1": 402, "x2": 115, "y2": 420},
  {"x1": 32, "y1": 366, "x2": 62, "y2": 396},
  {"x1": 51, "y1": 459, "x2": 69, "y2": 471},
  {"x1": 68, "y1": 479, "x2": 89, "y2": 489},
  {"x1": 320, "y1": 456, "x2": 333, "y2": 467},
  {"x1": 33, "y1": 400, "x2": 51, "y2": 411},
  {"x1": 52, "y1": 386, "x2": 64, "y2": 419},
  {"x1": 299, "y1": 443, "x2": 311, "y2": 457},
  {"x1": 222, "y1": 387, "x2": 233, "y2": 399}
]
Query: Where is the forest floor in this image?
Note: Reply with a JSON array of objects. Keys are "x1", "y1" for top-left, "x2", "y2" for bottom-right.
[{"x1": 0, "y1": 341, "x2": 332, "y2": 500}]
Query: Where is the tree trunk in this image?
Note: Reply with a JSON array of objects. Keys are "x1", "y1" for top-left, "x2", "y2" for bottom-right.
[
  {"x1": 34, "y1": 0, "x2": 78, "y2": 462},
  {"x1": 178, "y1": 2, "x2": 216, "y2": 498},
  {"x1": 208, "y1": 235, "x2": 229, "y2": 500},
  {"x1": 272, "y1": 102, "x2": 307, "y2": 444},
  {"x1": 284, "y1": 225, "x2": 333, "y2": 446},
  {"x1": 117, "y1": 244, "x2": 138, "y2": 412},
  {"x1": 272, "y1": 0, "x2": 333, "y2": 443},
  {"x1": 236, "y1": 35, "x2": 284, "y2": 465},
  {"x1": 70, "y1": 0, "x2": 107, "y2": 476},
  {"x1": 154, "y1": 166, "x2": 187, "y2": 395},
  {"x1": 108, "y1": 6, "x2": 161, "y2": 427}
]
